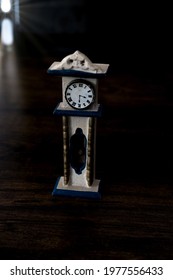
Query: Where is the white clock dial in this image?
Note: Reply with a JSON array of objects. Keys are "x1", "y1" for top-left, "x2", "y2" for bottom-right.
[{"x1": 65, "y1": 79, "x2": 95, "y2": 109}]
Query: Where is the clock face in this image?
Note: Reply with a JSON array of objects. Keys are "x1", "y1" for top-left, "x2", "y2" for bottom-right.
[{"x1": 65, "y1": 79, "x2": 95, "y2": 109}]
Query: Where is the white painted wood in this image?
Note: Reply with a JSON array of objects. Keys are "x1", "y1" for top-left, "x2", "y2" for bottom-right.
[{"x1": 57, "y1": 176, "x2": 100, "y2": 192}]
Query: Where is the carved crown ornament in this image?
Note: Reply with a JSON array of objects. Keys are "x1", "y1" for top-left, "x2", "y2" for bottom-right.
[{"x1": 47, "y1": 50, "x2": 109, "y2": 77}]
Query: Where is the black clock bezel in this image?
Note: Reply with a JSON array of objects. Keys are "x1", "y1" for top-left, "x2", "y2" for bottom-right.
[{"x1": 65, "y1": 79, "x2": 95, "y2": 110}]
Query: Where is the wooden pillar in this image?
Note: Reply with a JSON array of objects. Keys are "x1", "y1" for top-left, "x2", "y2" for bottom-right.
[
  {"x1": 62, "y1": 116, "x2": 69, "y2": 185},
  {"x1": 86, "y1": 117, "x2": 95, "y2": 186}
]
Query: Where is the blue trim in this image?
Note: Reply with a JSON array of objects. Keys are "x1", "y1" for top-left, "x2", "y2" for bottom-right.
[
  {"x1": 47, "y1": 69, "x2": 107, "y2": 78},
  {"x1": 52, "y1": 178, "x2": 101, "y2": 199},
  {"x1": 53, "y1": 104, "x2": 102, "y2": 117}
]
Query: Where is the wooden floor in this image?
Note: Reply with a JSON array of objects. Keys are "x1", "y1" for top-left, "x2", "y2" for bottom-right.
[{"x1": 0, "y1": 32, "x2": 173, "y2": 260}]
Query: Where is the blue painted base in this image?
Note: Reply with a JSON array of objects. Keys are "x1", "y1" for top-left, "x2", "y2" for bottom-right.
[{"x1": 52, "y1": 177, "x2": 101, "y2": 199}]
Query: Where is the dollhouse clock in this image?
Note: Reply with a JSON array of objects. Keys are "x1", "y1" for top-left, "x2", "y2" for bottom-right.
[{"x1": 47, "y1": 50, "x2": 109, "y2": 198}]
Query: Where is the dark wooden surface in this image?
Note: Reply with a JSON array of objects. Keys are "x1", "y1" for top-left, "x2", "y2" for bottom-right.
[{"x1": 0, "y1": 33, "x2": 173, "y2": 260}]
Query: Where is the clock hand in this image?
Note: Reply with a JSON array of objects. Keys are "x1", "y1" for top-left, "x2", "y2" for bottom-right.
[{"x1": 78, "y1": 95, "x2": 86, "y2": 103}]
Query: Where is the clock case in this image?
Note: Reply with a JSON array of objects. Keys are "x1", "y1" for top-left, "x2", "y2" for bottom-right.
[{"x1": 48, "y1": 51, "x2": 109, "y2": 198}]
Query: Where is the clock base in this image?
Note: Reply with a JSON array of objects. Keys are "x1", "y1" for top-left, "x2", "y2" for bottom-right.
[{"x1": 52, "y1": 176, "x2": 101, "y2": 199}]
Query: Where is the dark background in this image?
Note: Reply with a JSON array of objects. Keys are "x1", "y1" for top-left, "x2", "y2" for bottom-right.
[
  {"x1": 13, "y1": 0, "x2": 173, "y2": 72},
  {"x1": 0, "y1": 0, "x2": 173, "y2": 260}
]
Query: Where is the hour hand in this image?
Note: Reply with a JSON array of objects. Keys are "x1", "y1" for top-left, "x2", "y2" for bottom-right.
[{"x1": 79, "y1": 95, "x2": 86, "y2": 103}]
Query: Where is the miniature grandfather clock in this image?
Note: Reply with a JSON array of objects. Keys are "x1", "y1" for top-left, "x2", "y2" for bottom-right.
[{"x1": 48, "y1": 50, "x2": 109, "y2": 198}]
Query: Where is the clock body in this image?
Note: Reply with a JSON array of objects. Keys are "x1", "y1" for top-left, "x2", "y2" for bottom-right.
[
  {"x1": 47, "y1": 50, "x2": 109, "y2": 198},
  {"x1": 52, "y1": 75, "x2": 101, "y2": 198}
]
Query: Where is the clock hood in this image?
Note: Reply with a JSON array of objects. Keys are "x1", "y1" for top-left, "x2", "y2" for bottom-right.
[{"x1": 47, "y1": 50, "x2": 109, "y2": 78}]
